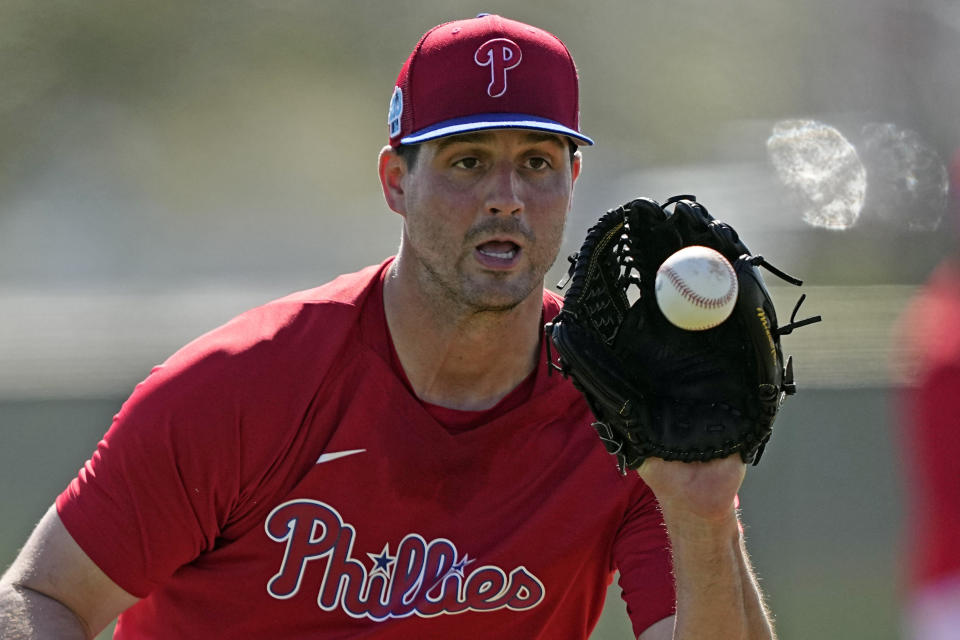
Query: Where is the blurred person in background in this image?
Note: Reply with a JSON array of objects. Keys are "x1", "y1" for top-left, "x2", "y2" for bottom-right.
[{"x1": 897, "y1": 148, "x2": 960, "y2": 640}]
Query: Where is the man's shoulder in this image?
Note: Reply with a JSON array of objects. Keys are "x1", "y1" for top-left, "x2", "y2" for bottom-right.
[
  {"x1": 542, "y1": 287, "x2": 563, "y2": 316},
  {"x1": 150, "y1": 261, "x2": 390, "y2": 389},
  {"x1": 272, "y1": 261, "x2": 389, "y2": 308}
]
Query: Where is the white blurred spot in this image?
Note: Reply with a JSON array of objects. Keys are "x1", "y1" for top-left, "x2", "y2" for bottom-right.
[
  {"x1": 859, "y1": 122, "x2": 948, "y2": 232},
  {"x1": 766, "y1": 119, "x2": 866, "y2": 230}
]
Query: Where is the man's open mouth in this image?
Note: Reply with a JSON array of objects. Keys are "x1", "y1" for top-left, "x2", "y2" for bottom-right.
[
  {"x1": 477, "y1": 241, "x2": 520, "y2": 260},
  {"x1": 474, "y1": 240, "x2": 522, "y2": 269}
]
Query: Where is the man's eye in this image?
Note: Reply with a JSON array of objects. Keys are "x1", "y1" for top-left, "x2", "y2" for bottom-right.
[
  {"x1": 526, "y1": 157, "x2": 551, "y2": 170},
  {"x1": 453, "y1": 157, "x2": 481, "y2": 169}
]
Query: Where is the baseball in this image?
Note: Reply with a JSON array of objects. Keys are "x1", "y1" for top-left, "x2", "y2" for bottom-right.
[{"x1": 654, "y1": 246, "x2": 739, "y2": 331}]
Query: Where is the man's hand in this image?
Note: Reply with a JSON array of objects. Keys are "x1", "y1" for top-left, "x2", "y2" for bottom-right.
[{"x1": 637, "y1": 455, "x2": 745, "y2": 523}]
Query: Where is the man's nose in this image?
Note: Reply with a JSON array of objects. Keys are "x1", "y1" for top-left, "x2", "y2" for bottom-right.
[{"x1": 484, "y1": 164, "x2": 523, "y2": 216}]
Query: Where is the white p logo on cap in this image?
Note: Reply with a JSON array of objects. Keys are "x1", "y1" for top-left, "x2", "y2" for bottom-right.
[{"x1": 474, "y1": 38, "x2": 522, "y2": 98}]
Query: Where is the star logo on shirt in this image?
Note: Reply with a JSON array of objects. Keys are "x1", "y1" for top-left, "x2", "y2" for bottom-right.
[
  {"x1": 447, "y1": 553, "x2": 475, "y2": 579},
  {"x1": 367, "y1": 544, "x2": 395, "y2": 577}
]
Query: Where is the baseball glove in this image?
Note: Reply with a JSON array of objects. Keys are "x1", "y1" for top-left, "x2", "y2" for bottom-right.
[{"x1": 545, "y1": 195, "x2": 820, "y2": 473}]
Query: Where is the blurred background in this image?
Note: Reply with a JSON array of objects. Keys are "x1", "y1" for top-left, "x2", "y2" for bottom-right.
[{"x1": 2, "y1": 1, "x2": 958, "y2": 637}]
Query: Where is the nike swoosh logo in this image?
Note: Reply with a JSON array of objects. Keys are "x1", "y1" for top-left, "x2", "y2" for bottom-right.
[{"x1": 316, "y1": 449, "x2": 367, "y2": 464}]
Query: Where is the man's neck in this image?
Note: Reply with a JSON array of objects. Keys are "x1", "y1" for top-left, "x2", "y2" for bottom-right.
[{"x1": 382, "y1": 259, "x2": 544, "y2": 411}]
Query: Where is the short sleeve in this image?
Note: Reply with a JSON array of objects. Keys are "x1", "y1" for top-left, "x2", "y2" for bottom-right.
[
  {"x1": 56, "y1": 347, "x2": 245, "y2": 598},
  {"x1": 613, "y1": 483, "x2": 676, "y2": 637}
]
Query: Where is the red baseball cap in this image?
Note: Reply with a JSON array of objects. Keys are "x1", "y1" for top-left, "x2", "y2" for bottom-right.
[{"x1": 388, "y1": 14, "x2": 593, "y2": 148}]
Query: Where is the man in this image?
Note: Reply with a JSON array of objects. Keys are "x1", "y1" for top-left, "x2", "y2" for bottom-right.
[
  {"x1": 0, "y1": 14, "x2": 775, "y2": 639},
  {"x1": 897, "y1": 150, "x2": 960, "y2": 640}
]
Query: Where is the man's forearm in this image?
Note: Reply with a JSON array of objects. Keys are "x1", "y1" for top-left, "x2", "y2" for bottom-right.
[
  {"x1": 0, "y1": 583, "x2": 90, "y2": 640},
  {"x1": 662, "y1": 506, "x2": 776, "y2": 640},
  {"x1": 735, "y1": 528, "x2": 776, "y2": 638}
]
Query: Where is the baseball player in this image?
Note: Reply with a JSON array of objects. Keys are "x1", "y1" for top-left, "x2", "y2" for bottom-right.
[
  {"x1": 897, "y1": 150, "x2": 960, "y2": 640},
  {"x1": 0, "y1": 15, "x2": 776, "y2": 639}
]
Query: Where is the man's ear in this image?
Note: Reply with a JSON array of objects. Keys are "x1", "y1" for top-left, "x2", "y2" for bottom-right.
[
  {"x1": 379, "y1": 145, "x2": 408, "y2": 217},
  {"x1": 571, "y1": 149, "x2": 583, "y2": 184}
]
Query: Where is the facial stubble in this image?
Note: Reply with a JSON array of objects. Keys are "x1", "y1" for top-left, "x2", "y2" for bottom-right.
[{"x1": 413, "y1": 214, "x2": 566, "y2": 317}]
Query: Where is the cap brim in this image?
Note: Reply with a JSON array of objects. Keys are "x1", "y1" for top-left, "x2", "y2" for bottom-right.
[{"x1": 400, "y1": 113, "x2": 594, "y2": 146}]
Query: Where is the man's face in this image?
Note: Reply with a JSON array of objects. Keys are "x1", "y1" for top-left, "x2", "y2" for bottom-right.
[{"x1": 387, "y1": 129, "x2": 581, "y2": 313}]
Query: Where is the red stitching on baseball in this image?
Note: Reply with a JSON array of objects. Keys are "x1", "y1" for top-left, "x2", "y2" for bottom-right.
[{"x1": 661, "y1": 260, "x2": 736, "y2": 309}]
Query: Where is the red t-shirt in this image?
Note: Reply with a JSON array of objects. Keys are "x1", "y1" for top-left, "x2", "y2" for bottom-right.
[{"x1": 56, "y1": 260, "x2": 674, "y2": 638}]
